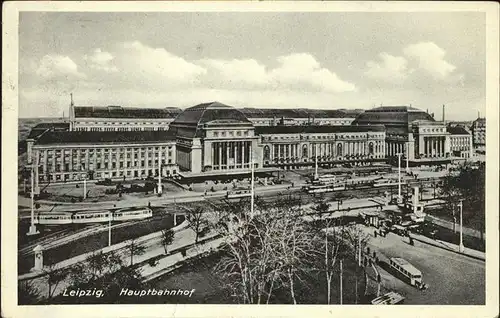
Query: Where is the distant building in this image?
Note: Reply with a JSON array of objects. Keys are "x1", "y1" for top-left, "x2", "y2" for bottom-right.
[
  {"x1": 472, "y1": 117, "x2": 486, "y2": 152},
  {"x1": 447, "y1": 126, "x2": 473, "y2": 159},
  {"x1": 352, "y1": 106, "x2": 453, "y2": 164},
  {"x1": 70, "y1": 105, "x2": 179, "y2": 132}
]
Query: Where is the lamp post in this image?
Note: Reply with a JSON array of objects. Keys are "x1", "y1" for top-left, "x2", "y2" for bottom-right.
[
  {"x1": 405, "y1": 141, "x2": 410, "y2": 173},
  {"x1": 397, "y1": 153, "x2": 403, "y2": 203},
  {"x1": 27, "y1": 163, "x2": 39, "y2": 236},
  {"x1": 458, "y1": 200, "x2": 465, "y2": 252},
  {"x1": 83, "y1": 177, "x2": 87, "y2": 199},
  {"x1": 250, "y1": 153, "x2": 255, "y2": 218},
  {"x1": 108, "y1": 211, "x2": 112, "y2": 247}
]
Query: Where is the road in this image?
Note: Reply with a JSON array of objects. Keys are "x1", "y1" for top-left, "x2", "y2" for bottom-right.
[{"x1": 363, "y1": 227, "x2": 485, "y2": 305}]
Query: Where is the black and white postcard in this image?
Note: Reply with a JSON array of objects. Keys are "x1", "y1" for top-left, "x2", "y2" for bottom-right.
[{"x1": 2, "y1": 2, "x2": 499, "y2": 318}]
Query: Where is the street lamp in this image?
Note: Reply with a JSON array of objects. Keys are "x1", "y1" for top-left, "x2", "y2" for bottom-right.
[
  {"x1": 405, "y1": 141, "x2": 410, "y2": 174},
  {"x1": 396, "y1": 153, "x2": 403, "y2": 203},
  {"x1": 27, "y1": 163, "x2": 40, "y2": 236},
  {"x1": 83, "y1": 176, "x2": 87, "y2": 199},
  {"x1": 458, "y1": 200, "x2": 465, "y2": 252}
]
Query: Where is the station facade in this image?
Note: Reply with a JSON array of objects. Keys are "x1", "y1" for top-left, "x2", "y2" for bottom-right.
[
  {"x1": 26, "y1": 101, "x2": 474, "y2": 184},
  {"x1": 27, "y1": 131, "x2": 178, "y2": 192}
]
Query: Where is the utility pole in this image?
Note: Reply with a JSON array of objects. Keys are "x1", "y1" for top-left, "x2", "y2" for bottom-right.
[
  {"x1": 458, "y1": 200, "x2": 464, "y2": 252},
  {"x1": 405, "y1": 141, "x2": 410, "y2": 173},
  {"x1": 108, "y1": 211, "x2": 112, "y2": 246},
  {"x1": 397, "y1": 153, "x2": 403, "y2": 203},
  {"x1": 157, "y1": 162, "x2": 162, "y2": 194},
  {"x1": 83, "y1": 177, "x2": 87, "y2": 199},
  {"x1": 27, "y1": 163, "x2": 39, "y2": 236},
  {"x1": 250, "y1": 153, "x2": 255, "y2": 218},
  {"x1": 314, "y1": 147, "x2": 319, "y2": 180},
  {"x1": 340, "y1": 259, "x2": 343, "y2": 305}
]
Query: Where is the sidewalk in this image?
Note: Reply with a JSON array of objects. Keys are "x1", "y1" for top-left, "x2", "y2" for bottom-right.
[
  {"x1": 410, "y1": 232, "x2": 485, "y2": 261},
  {"x1": 19, "y1": 220, "x2": 189, "y2": 281}
]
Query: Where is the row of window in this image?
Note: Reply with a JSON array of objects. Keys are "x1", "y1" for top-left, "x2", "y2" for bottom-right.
[
  {"x1": 75, "y1": 121, "x2": 172, "y2": 126},
  {"x1": 263, "y1": 142, "x2": 379, "y2": 160},
  {"x1": 212, "y1": 130, "x2": 250, "y2": 138},
  {"x1": 421, "y1": 127, "x2": 446, "y2": 133},
  {"x1": 74, "y1": 127, "x2": 168, "y2": 132},
  {"x1": 42, "y1": 151, "x2": 173, "y2": 160},
  {"x1": 261, "y1": 134, "x2": 384, "y2": 141},
  {"x1": 39, "y1": 146, "x2": 173, "y2": 155},
  {"x1": 40, "y1": 158, "x2": 174, "y2": 172}
]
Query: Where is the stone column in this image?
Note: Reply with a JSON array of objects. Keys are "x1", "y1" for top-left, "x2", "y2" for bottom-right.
[
  {"x1": 33, "y1": 245, "x2": 44, "y2": 271},
  {"x1": 241, "y1": 141, "x2": 246, "y2": 167},
  {"x1": 218, "y1": 142, "x2": 222, "y2": 168},
  {"x1": 43, "y1": 149, "x2": 48, "y2": 180}
]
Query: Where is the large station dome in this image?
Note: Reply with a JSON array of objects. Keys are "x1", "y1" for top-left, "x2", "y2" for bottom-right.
[{"x1": 169, "y1": 102, "x2": 252, "y2": 138}]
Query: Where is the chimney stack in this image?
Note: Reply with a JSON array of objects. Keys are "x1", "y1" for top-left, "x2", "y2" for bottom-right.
[{"x1": 442, "y1": 104, "x2": 445, "y2": 122}]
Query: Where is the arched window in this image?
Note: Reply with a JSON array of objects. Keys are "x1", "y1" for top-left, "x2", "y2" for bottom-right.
[
  {"x1": 302, "y1": 145, "x2": 308, "y2": 158},
  {"x1": 263, "y1": 145, "x2": 270, "y2": 160},
  {"x1": 337, "y1": 143, "x2": 343, "y2": 156},
  {"x1": 369, "y1": 142, "x2": 374, "y2": 154}
]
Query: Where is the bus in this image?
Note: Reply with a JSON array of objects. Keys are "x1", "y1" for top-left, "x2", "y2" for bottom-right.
[{"x1": 389, "y1": 257, "x2": 423, "y2": 287}]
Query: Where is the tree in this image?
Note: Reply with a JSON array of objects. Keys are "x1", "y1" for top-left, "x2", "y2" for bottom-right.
[
  {"x1": 186, "y1": 206, "x2": 207, "y2": 244},
  {"x1": 441, "y1": 162, "x2": 485, "y2": 235},
  {"x1": 126, "y1": 239, "x2": 146, "y2": 267},
  {"x1": 161, "y1": 229, "x2": 175, "y2": 254},
  {"x1": 215, "y1": 197, "x2": 316, "y2": 304},
  {"x1": 43, "y1": 264, "x2": 68, "y2": 299},
  {"x1": 319, "y1": 219, "x2": 341, "y2": 305},
  {"x1": 18, "y1": 280, "x2": 41, "y2": 305},
  {"x1": 69, "y1": 250, "x2": 124, "y2": 287}
]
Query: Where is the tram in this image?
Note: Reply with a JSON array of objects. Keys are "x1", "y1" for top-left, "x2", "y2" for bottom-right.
[
  {"x1": 33, "y1": 207, "x2": 153, "y2": 225},
  {"x1": 307, "y1": 183, "x2": 346, "y2": 194},
  {"x1": 373, "y1": 178, "x2": 400, "y2": 187}
]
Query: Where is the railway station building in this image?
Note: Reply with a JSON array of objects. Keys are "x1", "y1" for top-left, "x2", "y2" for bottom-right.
[
  {"x1": 27, "y1": 131, "x2": 178, "y2": 192},
  {"x1": 26, "y1": 101, "x2": 473, "y2": 184},
  {"x1": 351, "y1": 106, "x2": 473, "y2": 166}
]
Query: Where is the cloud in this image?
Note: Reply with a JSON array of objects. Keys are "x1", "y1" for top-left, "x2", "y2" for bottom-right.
[
  {"x1": 35, "y1": 55, "x2": 86, "y2": 79},
  {"x1": 199, "y1": 53, "x2": 356, "y2": 93},
  {"x1": 83, "y1": 48, "x2": 118, "y2": 72},
  {"x1": 198, "y1": 58, "x2": 268, "y2": 87},
  {"x1": 116, "y1": 41, "x2": 207, "y2": 84},
  {"x1": 365, "y1": 52, "x2": 410, "y2": 82},
  {"x1": 403, "y1": 42, "x2": 457, "y2": 79},
  {"x1": 269, "y1": 53, "x2": 356, "y2": 93}
]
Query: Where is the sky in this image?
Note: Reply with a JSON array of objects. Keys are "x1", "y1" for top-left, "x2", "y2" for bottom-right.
[{"x1": 19, "y1": 11, "x2": 486, "y2": 120}]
